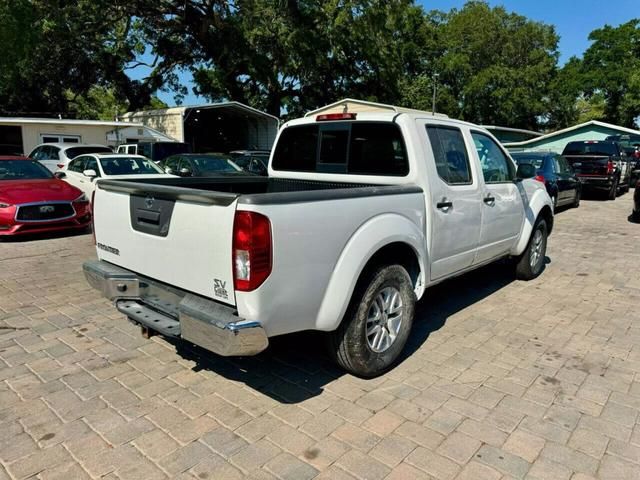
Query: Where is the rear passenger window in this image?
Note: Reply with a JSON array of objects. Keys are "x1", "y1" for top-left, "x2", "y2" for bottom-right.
[
  {"x1": 426, "y1": 126, "x2": 471, "y2": 184},
  {"x1": 349, "y1": 123, "x2": 408, "y2": 176},
  {"x1": 272, "y1": 122, "x2": 408, "y2": 176},
  {"x1": 272, "y1": 125, "x2": 318, "y2": 172},
  {"x1": 471, "y1": 132, "x2": 515, "y2": 183}
]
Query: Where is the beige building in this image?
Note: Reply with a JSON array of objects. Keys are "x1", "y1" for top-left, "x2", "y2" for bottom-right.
[{"x1": 0, "y1": 118, "x2": 174, "y2": 155}]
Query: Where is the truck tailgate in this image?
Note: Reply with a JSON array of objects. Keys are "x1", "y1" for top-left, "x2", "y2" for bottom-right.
[
  {"x1": 564, "y1": 155, "x2": 610, "y2": 176},
  {"x1": 92, "y1": 180, "x2": 237, "y2": 306}
]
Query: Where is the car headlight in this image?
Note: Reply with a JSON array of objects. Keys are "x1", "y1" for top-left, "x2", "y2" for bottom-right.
[
  {"x1": 74, "y1": 193, "x2": 88, "y2": 203},
  {"x1": 0, "y1": 203, "x2": 12, "y2": 208}
]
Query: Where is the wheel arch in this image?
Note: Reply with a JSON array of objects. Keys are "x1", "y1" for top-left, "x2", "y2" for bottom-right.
[
  {"x1": 512, "y1": 188, "x2": 554, "y2": 256},
  {"x1": 314, "y1": 214, "x2": 426, "y2": 332}
]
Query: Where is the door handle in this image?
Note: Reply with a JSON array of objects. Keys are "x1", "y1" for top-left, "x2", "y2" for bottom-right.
[
  {"x1": 483, "y1": 195, "x2": 495, "y2": 205},
  {"x1": 436, "y1": 200, "x2": 453, "y2": 210}
]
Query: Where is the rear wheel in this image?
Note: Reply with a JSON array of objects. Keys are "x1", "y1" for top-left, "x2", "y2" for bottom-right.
[
  {"x1": 515, "y1": 218, "x2": 548, "y2": 280},
  {"x1": 572, "y1": 188, "x2": 581, "y2": 208},
  {"x1": 329, "y1": 264, "x2": 416, "y2": 377},
  {"x1": 608, "y1": 178, "x2": 618, "y2": 200}
]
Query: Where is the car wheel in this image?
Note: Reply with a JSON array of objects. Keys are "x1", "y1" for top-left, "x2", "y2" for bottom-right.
[
  {"x1": 572, "y1": 188, "x2": 581, "y2": 208},
  {"x1": 515, "y1": 217, "x2": 548, "y2": 281},
  {"x1": 608, "y1": 178, "x2": 618, "y2": 200},
  {"x1": 329, "y1": 264, "x2": 416, "y2": 378}
]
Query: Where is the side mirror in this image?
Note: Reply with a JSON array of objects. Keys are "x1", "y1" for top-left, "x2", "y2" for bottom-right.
[
  {"x1": 53, "y1": 171, "x2": 66, "y2": 179},
  {"x1": 83, "y1": 169, "x2": 97, "y2": 178},
  {"x1": 179, "y1": 168, "x2": 192, "y2": 176},
  {"x1": 516, "y1": 163, "x2": 536, "y2": 180}
]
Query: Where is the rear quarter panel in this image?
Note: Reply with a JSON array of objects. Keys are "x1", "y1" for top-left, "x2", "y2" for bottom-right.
[{"x1": 235, "y1": 191, "x2": 425, "y2": 337}]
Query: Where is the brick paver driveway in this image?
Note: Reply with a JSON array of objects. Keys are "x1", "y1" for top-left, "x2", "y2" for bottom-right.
[{"x1": 1, "y1": 194, "x2": 640, "y2": 480}]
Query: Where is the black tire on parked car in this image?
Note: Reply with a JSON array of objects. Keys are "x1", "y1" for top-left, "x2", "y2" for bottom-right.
[
  {"x1": 329, "y1": 264, "x2": 416, "y2": 378},
  {"x1": 515, "y1": 217, "x2": 548, "y2": 280},
  {"x1": 572, "y1": 188, "x2": 581, "y2": 208},
  {"x1": 608, "y1": 177, "x2": 619, "y2": 200}
]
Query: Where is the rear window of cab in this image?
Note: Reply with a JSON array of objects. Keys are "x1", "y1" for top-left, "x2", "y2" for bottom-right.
[{"x1": 272, "y1": 122, "x2": 409, "y2": 176}]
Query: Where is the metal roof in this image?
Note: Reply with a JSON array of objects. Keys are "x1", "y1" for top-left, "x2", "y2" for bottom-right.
[
  {"x1": 504, "y1": 120, "x2": 640, "y2": 147},
  {"x1": 0, "y1": 117, "x2": 143, "y2": 127},
  {"x1": 121, "y1": 101, "x2": 279, "y2": 122},
  {"x1": 481, "y1": 125, "x2": 543, "y2": 137},
  {"x1": 305, "y1": 98, "x2": 449, "y2": 118}
]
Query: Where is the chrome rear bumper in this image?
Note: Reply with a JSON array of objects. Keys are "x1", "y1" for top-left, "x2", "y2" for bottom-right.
[{"x1": 83, "y1": 260, "x2": 268, "y2": 356}]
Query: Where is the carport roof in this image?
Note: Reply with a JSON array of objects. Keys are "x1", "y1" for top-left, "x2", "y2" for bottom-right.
[
  {"x1": 122, "y1": 101, "x2": 279, "y2": 122},
  {"x1": 0, "y1": 117, "x2": 143, "y2": 127}
]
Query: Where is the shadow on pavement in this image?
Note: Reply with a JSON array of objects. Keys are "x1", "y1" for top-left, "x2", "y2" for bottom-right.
[{"x1": 172, "y1": 258, "x2": 534, "y2": 404}]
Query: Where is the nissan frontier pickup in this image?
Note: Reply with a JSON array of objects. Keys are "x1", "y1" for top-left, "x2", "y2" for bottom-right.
[{"x1": 84, "y1": 107, "x2": 553, "y2": 377}]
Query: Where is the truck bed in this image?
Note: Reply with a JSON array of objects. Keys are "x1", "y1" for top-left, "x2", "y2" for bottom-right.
[{"x1": 96, "y1": 176, "x2": 421, "y2": 205}]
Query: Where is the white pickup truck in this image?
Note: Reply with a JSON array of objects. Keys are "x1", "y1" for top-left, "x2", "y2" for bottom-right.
[{"x1": 84, "y1": 109, "x2": 553, "y2": 377}]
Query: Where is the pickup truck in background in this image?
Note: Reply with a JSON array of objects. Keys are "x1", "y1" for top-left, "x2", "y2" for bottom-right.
[
  {"x1": 84, "y1": 109, "x2": 553, "y2": 377},
  {"x1": 116, "y1": 141, "x2": 192, "y2": 163},
  {"x1": 562, "y1": 140, "x2": 632, "y2": 200}
]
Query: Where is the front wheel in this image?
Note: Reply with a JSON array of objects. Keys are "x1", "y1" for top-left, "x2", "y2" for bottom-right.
[
  {"x1": 329, "y1": 264, "x2": 416, "y2": 377},
  {"x1": 515, "y1": 218, "x2": 548, "y2": 280}
]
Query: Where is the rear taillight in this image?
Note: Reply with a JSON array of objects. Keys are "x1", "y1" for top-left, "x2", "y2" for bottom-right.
[
  {"x1": 606, "y1": 160, "x2": 614, "y2": 174},
  {"x1": 233, "y1": 211, "x2": 272, "y2": 292},
  {"x1": 57, "y1": 163, "x2": 64, "y2": 169},
  {"x1": 91, "y1": 190, "x2": 96, "y2": 245},
  {"x1": 634, "y1": 150, "x2": 640, "y2": 159},
  {"x1": 534, "y1": 174, "x2": 545, "y2": 183}
]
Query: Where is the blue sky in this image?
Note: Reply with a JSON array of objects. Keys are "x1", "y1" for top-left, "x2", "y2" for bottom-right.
[{"x1": 129, "y1": 0, "x2": 639, "y2": 106}]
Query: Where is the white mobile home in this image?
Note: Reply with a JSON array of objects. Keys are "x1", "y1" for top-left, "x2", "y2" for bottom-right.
[
  {"x1": 121, "y1": 101, "x2": 279, "y2": 153},
  {"x1": 0, "y1": 118, "x2": 175, "y2": 155}
]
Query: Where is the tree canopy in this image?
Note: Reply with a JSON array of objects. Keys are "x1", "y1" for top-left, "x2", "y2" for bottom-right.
[{"x1": 0, "y1": 0, "x2": 638, "y2": 129}]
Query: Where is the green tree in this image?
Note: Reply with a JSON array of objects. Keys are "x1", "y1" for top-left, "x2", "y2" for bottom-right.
[
  {"x1": 134, "y1": 0, "x2": 430, "y2": 117},
  {"x1": 65, "y1": 86, "x2": 167, "y2": 120},
  {"x1": 0, "y1": 0, "x2": 153, "y2": 116},
  {"x1": 581, "y1": 19, "x2": 640, "y2": 127},
  {"x1": 420, "y1": 1, "x2": 559, "y2": 130},
  {"x1": 543, "y1": 57, "x2": 584, "y2": 129}
]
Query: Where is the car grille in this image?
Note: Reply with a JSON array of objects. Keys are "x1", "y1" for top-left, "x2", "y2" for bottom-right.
[{"x1": 16, "y1": 203, "x2": 75, "y2": 221}]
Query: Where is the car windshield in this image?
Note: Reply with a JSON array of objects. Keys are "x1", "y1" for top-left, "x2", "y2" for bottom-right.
[
  {"x1": 510, "y1": 154, "x2": 545, "y2": 169},
  {"x1": 65, "y1": 146, "x2": 112, "y2": 159},
  {"x1": 99, "y1": 156, "x2": 164, "y2": 175},
  {"x1": 563, "y1": 142, "x2": 617, "y2": 156},
  {"x1": 190, "y1": 155, "x2": 242, "y2": 173},
  {"x1": 0, "y1": 160, "x2": 53, "y2": 180}
]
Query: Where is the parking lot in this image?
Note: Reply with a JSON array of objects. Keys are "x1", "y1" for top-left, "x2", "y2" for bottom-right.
[{"x1": 1, "y1": 195, "x2": 639, "y2": 480}]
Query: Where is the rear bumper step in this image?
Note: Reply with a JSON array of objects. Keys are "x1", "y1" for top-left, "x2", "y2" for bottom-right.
[
  {"x1": 117, "y1": 300, "x2": 181, "y2": 337},
  {"x1": 84, "y1": 260, "x2": 268, "y2": 356}
]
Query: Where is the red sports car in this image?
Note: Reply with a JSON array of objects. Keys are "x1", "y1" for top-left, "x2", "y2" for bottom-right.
[{"x1": 0, "y1": 156, "x2": 91, "y2": 236}]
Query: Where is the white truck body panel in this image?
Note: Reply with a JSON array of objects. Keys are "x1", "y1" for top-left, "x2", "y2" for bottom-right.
[
  {"x1": 93, "y1": 193, "x2": 237, "y2": 305},
  {"x1": 89, "y1": 109, "x2": 553, "y2": 353}
]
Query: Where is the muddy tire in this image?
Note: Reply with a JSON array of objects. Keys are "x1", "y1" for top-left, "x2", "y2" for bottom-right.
[
  {"x1": 329, "y1": 265, "x2": 416, "y2": 377},
  {"x1": 515, "y1": 218, "x2": 548, "y2": 280}
]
